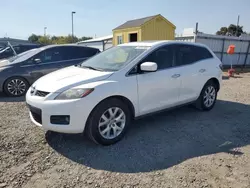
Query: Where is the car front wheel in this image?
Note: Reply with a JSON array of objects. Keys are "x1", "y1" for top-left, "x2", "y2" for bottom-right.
[
  {"x1": 86, "y1": 98, "x2": 131, "y2": 145},
  {"x1": 4, "y1": 77, "x2": 29, "y2": 97}
]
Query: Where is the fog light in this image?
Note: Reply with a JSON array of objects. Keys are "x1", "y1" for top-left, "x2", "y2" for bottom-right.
[{"x1": 50, "y1": 115, "x2": 70, "y2": 125}]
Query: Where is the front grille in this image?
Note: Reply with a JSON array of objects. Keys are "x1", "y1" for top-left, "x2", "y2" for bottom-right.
[
  {"x1": 28, "y1": 105, "x2": 42, "y2": 124},
  {"x1": 35, "y1": 90, "x2": 50, "y2": 97}
]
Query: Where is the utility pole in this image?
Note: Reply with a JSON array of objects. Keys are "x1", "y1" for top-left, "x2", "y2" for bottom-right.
[
  {"x1": 71, "y1": 11, "x2": 76, "y2": 42},
  {"x1": 195, "y1": 22, "x2": 199, "y2": 34},
  {"x1": 44, "y1": 27, "x2": 47, "y2": 36},
  {"x1": 236, "y1": 15, "x2": 240, "y2": 36}
]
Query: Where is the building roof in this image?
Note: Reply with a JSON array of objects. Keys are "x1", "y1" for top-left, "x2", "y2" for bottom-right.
[
  {"x1": 113, "y1": 15, "x2": 157, "y2": 30},
  {"x1": 113, "y1": 14, "x2": 176, "y2": 30},
  {"x1": 78, "y1": 35, "x2": 113, "y2": 44}
]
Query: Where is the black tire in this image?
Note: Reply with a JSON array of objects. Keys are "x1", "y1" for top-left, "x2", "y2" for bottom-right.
[
  {"x1": 195, "y1": 81, "x2": 218, "y2": 111},
  {"x1": 85, "y1": 98, "x2": 131, "y2": 145},
  {"x1": 4, "y1": 77, "x2": 29, "y2": 97}
]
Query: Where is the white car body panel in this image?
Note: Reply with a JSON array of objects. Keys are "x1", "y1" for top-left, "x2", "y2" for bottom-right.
[
  {"x1": 26, "y1": 41, "x2": 222, "y2": 134},
  {"x1": 136, "y1": 67, "x2": 181, "y2": 115}
]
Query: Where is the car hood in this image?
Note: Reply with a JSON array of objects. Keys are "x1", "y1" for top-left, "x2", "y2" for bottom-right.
[{"x1": 34, "y1": 66, "x2": 113, "y2": 92}]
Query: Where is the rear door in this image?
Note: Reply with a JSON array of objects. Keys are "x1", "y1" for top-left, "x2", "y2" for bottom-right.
[{"x1": 174, "y1": 44, "x2": 214, "y2": 103}]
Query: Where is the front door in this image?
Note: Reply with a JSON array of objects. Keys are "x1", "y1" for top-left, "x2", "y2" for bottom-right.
[
  {"x1": 20, "y1": 47, "x2": 64, "y2": 84},
  {"x1": 136, "y1": 45, "x2": 182, "y2": 115}
]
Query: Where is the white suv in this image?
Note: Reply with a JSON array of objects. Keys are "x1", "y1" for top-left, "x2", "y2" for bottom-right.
[{"x1": 26, "y1": 41, "x2": 222, "y2": 145}]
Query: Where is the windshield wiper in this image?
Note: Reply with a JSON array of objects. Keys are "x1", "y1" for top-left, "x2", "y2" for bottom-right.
[{"x1": 80, "y1": 65, "x2": 104, "y2": 71}]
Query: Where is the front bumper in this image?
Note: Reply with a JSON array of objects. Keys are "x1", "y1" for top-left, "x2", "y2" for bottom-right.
[{"x1": 26, "y1": 88, "x2": 94, "y2": 134}]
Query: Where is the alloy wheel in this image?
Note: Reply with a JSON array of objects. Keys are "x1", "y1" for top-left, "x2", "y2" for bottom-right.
[
  {"x1": 203, "y1": 86, "x2": 216, "y2": 108},
  {"x1": 7, "y1": 79, "x2": 27, "y2": 96},
  {"x1": 98, "y1": 107, "x2": 126, "y2": 140}
]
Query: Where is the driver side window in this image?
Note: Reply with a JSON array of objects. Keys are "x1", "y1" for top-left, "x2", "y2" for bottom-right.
[
  {"x1": 142, "y1": 46, "x2": 174, "y2": 70},
  {"x1": 26, "y1": 48, "x2": 63, "y2": 64},
  {"x1": 26, "y1": 52, "x2": 42, "y2": 64},
  {"x1": 129, "y1": 45, "x2": 175, "y2": 75}
]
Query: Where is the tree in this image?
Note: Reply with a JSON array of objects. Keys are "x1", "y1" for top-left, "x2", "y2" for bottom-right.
[
  {"x1": 51, "y1": 36, "x2": 58, "y2": 42},
  {"x1": 228, "y1": 24, "x2": 243, "y2": 36},
  {"x1": 38, "y1": 36, "x2": 52, "y2": 45},
  {"x1": 28, "y1": 34, "x2": 93, "y2": 45},
  {"x1": 216, "y1": 24, "x2": 245, "y2": 37},
  {"x1": 28, "y1": 34, "x2": 40, "y2": 43},
  {"x1": 78, "y1": 36, "x2": 92, "y2": 42},
  {"x1": 216, "y1": 27, "x2": 228, "y2": 36}
]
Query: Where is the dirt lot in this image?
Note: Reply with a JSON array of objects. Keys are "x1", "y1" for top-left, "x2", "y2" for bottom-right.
[{"x1": 1, "y1": 74, "x2": 250, "y2": 188}]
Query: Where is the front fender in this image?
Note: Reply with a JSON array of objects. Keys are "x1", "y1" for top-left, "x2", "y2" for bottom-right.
[{"x1": 76, "y1": 77, "x2": 139, "y2": 117}]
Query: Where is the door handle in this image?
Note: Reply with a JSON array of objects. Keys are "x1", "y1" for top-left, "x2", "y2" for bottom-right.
[
  {"x1": 171, "y1": 74, "x2": 181, "y2": 78},
  {"x1": 199, "y1": 69, "x2": 206, "y2": 73}
]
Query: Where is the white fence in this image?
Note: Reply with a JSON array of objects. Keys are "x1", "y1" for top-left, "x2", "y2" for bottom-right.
[{"x1": 175, "y1": 33, "x2": 250, "y2": 67}]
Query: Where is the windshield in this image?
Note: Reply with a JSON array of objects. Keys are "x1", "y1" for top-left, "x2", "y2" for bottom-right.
[
  {"x1": 8, "y1": 48, "x2": 42, "y2": 63},
  {"x1": 80, "y1": 45, "x2": 149, "y2": 71}
]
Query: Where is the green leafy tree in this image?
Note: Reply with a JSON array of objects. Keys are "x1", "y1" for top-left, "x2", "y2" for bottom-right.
[
  {"x1": 216, "y1": 24, "x2": 245, "y2": 37},
  {"x1": 51, "y1": 36, "x2": 58, "y2": 42},
  {"x1": 228, "y1": 24, "x2": 243, "y2": 36},
  {"x1": 78, "y1": 36, "x2": 92, "y2": 42},
  {"x1": 28, "y1": 34, "x2": 93, "y2": 45},
  {"x1": 28, "y1": 34, "x2": 40, "y2": 43},
  {"x1": 38, "y1": 36, "x2": 52, "y2": 45},
  {"x1": 216, "y1": 27, "x2": 228, "y2": 36}
]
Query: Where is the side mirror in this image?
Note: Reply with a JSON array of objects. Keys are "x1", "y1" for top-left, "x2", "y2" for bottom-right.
[
  {"x1": 140, "y1": 62, "x2": 157, "y2": 72},
  {"x1": 34, "y1": 58, "x2": 41, "y2": 63}
]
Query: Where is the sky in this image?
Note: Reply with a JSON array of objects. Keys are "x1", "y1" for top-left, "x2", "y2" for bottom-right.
[{"x1": 1, "y1": 0, "x2": 250, "y2": 39}]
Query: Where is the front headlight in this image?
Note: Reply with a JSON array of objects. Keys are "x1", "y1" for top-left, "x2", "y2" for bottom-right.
[{"x1": 55, "y1": 88, "x2": 94, "y2": 100}]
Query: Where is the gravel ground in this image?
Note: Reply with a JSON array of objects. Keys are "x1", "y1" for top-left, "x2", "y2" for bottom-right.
[{"x1": 1, "y1": 74, "x2": 250, "y2": 188}]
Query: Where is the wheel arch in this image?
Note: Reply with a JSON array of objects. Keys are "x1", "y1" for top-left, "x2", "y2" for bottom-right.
[
  {"x1": 197, "y1": 77, "x2": 220, "y2": 100},
  {"x1": 206, "y1": 77, "x2": 220, "y2": 91},
  {"x1": 86, "y1": 95, "x2": 136, "y2": 126}
]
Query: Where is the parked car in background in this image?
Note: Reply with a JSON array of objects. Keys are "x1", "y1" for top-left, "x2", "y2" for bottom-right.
[
  {"x1": 0, "y1": 44, "x2": 42, "y2": 60},
  {"x1": 0, "y1": 44, "x2": 100, "y2": 96},
  {"x1": 26, "y1": 41, "x2": 222, "y2": 145}
]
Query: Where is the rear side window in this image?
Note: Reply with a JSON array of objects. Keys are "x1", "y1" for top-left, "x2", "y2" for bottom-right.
[
  {"x1": 175, "y1": 45, "x2": 213, "y2": 66},
  {"x1": 195, "y1": 46, "x2": 213, "y2": 60},
  {"x1": 62, "y1": 46, "x2": 99, "y2": 60},
  {"x1": 82, "y1": 47, "x2": 100, "y2": 57}
]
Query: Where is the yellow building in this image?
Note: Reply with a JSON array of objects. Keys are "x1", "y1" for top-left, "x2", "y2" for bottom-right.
[{"x1": 113, "y1": 14, "x2": 176, "y2": 46}]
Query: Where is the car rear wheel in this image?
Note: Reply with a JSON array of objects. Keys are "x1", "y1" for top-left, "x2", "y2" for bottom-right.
[
  {"x1": 86, "y1": 98, "x2": 131, "y2": 145},
  {"x1": 196, "y1": 81, "x2": 218, "y2": 111},
  {"x1": 4, "y1": 77, "x2": 29, "y2": 97}
]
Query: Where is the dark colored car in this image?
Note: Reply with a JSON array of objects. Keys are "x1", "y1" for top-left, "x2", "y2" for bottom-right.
[
  {"x1": 0, "y1": 44, "x2": 42, "y2": 60},
  {"x1": 0, "y1": 44, "x2": 100, "y2": 97}
]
